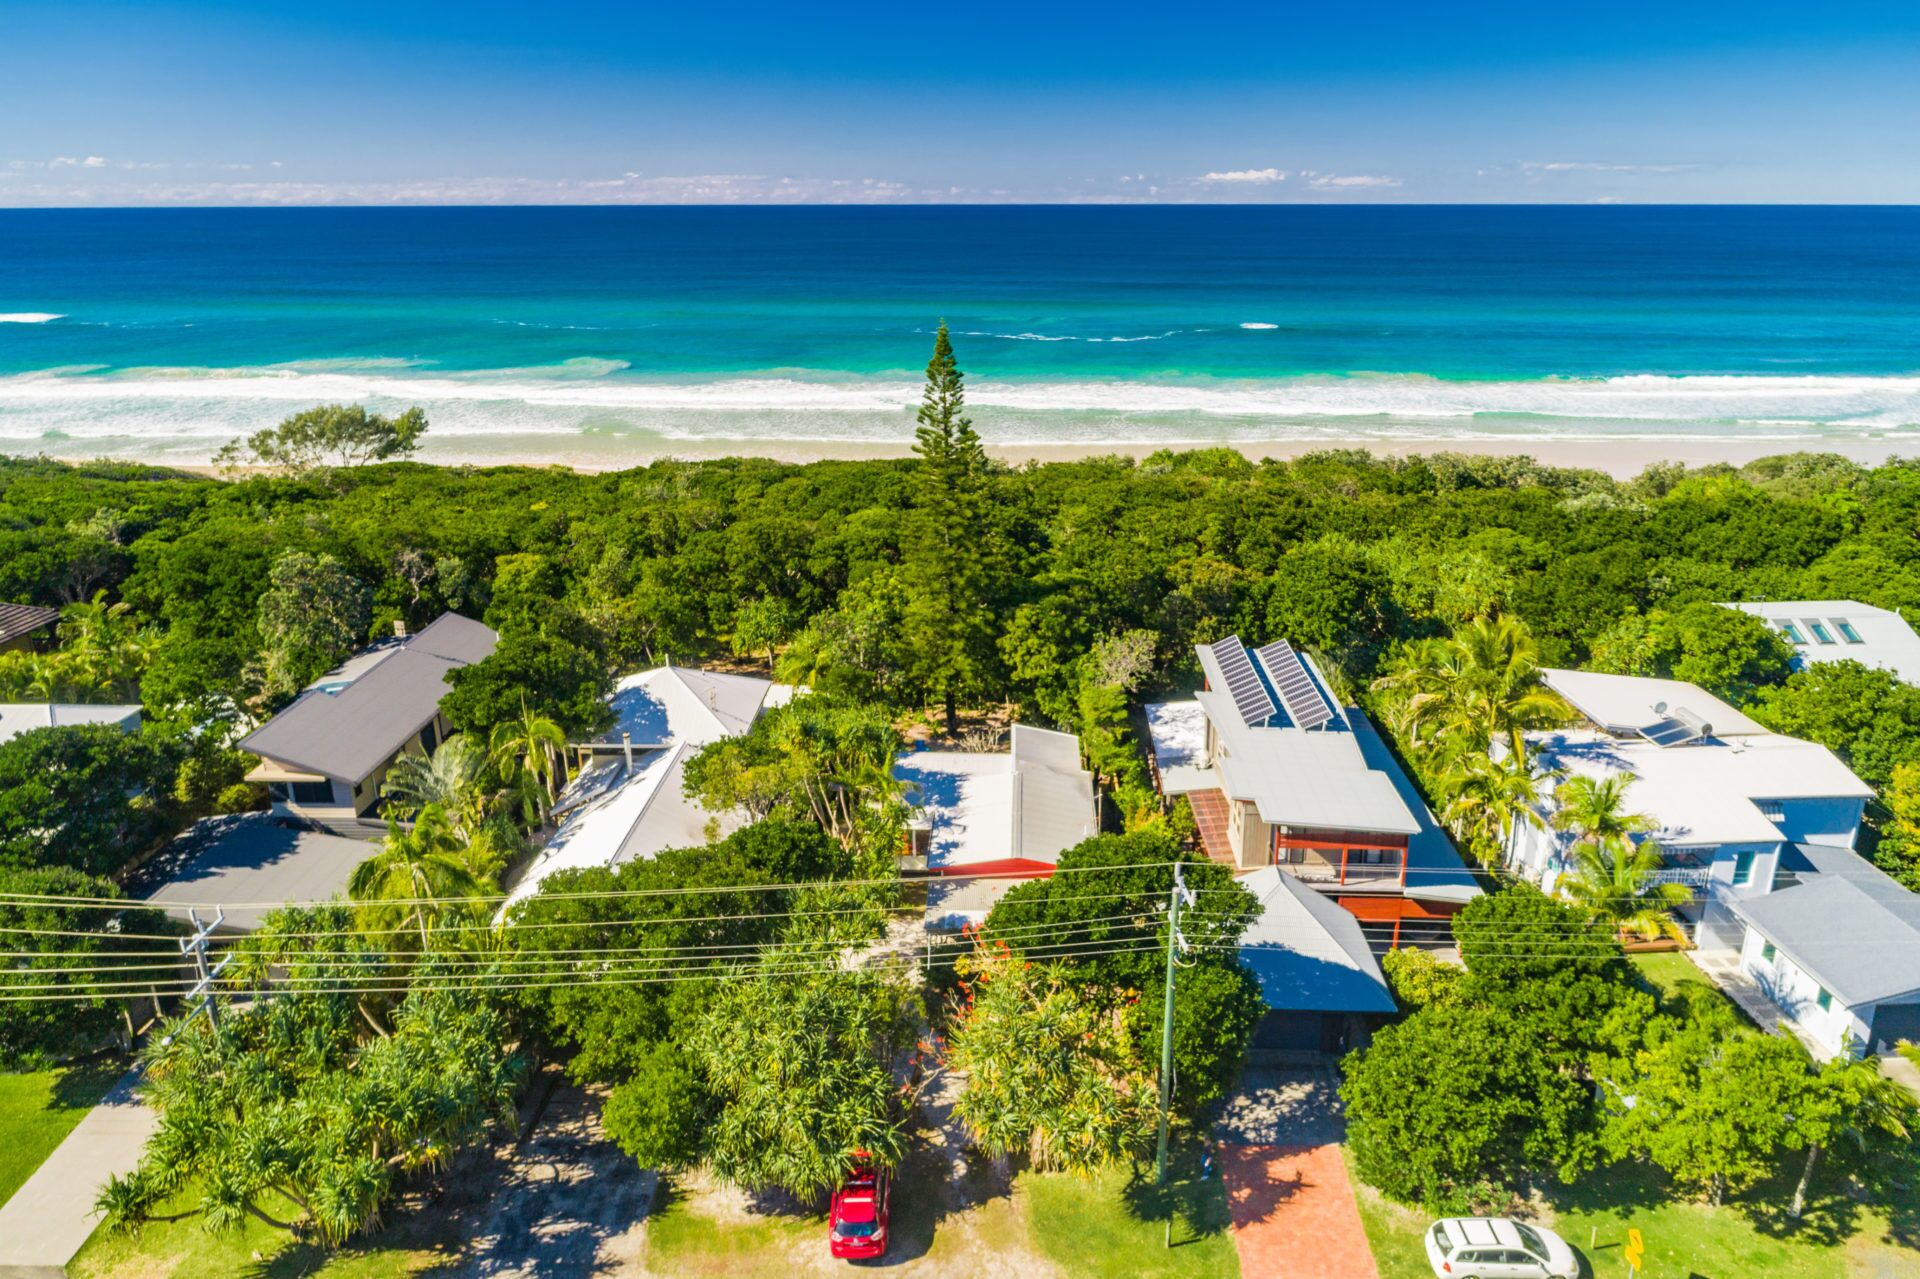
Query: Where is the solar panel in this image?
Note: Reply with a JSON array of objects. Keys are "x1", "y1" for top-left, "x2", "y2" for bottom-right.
[
  {"x1": 1209, "y1": 636, "x2": 1277, "y2": 727},
  {"x1": 1639, "y1": 705, "x2": 1711, "y2": 748},
  {"x1": 1254, "y1": 639, "x2": 1338, "y2": 731}
]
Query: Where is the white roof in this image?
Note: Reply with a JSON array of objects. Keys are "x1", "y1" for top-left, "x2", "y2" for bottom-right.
[
  {"x1": 1144, "y1": 700, "x2": 1214, "y2": 794},
  {"x1": 1528, "y1": 727, "x2": 1873, "y2": 847},
  {"x1": 896, "y1": 726, "x2": 1098, "y2": 926},
  {"x1": 1542, "y1": 668, "x2": 1767, "y2": 738},
  {"x1": 0, "y1": 702, "x2": 142, "y2": 747},
  {"x1": 593, "y1": 666, "x2": 794, "y2": 748},
  {"x1": 895, "y1": 726, "x2": 1097, "y2": 867},
  {"x1": 502, "y1": 666, "x2": 788, "y2": 911},
  {"x1": 1727, "y1": 600, "x2": 1920, "y2": 684},
  {"x1": 1237, "y1": 867, "x2": 1396, "y2": 1014}
]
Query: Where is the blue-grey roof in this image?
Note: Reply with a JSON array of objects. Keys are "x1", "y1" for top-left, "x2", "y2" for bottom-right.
[
  {"x1": 1730, "y1": 848, "x2": 1920, "y2": 1007},
  {"x1": 1238, "y1": 867, "x2": 1398, "y2": 1015}
]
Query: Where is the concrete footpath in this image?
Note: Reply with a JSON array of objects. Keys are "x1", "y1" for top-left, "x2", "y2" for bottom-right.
[{"x1": 0, "y1": 1070, "x2": 154, "y2": 1279}]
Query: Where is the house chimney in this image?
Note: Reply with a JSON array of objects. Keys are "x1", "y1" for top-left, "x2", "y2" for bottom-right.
[
  {"x1": 622, "y1": 731, "x2": 633, "y2": 770},
  {"x1": 394, "y1": 619, "x2": 408, "y2": 639}
]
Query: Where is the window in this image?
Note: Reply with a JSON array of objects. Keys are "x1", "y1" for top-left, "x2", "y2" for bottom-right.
[
  {"x1": 1804, "y1": 619, "x2": 1836, "y2": 645},
  {"x1": 1833, "y1": 617, "x2": 1864, "y2": 644},
  {"x1": 421, "y1": 719, "x2": 439, "y2": 754},
  {"x1": 289, "y1": 779, "x2": 334, "y2": 805},
  {"x1": 1514, "y1": 1223, "x2": 1549, "y2": 1259},
  {"x1": 1762, "y1": 941, "x2": 1777, "y2": 963},
  {"x1": 1777, "y1": 620, "x2": 1808, "y2": 645},
  {"x1": 1817, "y1": 987, "x2": 1833, "y2": 1012},
  {"x1": 1430, "y1": 1225, "x2": 1453, "y2": 1256},
  {"x1": 1732, "y1": 849, "x2": 1757, "y2": 886}
]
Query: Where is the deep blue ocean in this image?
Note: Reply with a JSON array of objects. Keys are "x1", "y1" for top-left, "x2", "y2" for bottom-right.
[{"x1": 3, "y1": 205, "x2": 1919, "y2": 463}]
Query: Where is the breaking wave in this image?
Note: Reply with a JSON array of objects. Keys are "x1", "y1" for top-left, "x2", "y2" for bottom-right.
[{"x1": 2, "y1": 365, "x2": 1918, "y2": 457}]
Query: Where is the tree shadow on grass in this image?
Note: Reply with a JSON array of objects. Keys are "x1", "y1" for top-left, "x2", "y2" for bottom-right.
[
  {"x1": 1117, "y1": 1143, "x2": 1232, "y2": 1249},
  {"x1": 1541, "y1": 1162, "x2": 1669, "y2": 1220},
  {"x1": 50, "y1": 1055, "x2": 126, "y2": 1110}
]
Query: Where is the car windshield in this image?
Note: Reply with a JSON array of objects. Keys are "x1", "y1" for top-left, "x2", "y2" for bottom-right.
[
  {"x1": 835, "y1": 1218, "x2": 879, "y2": 1238},
  {"x1": 1431, "y1": 1224, "x2": 1453, "y2": 1255},
  {"x1": 1514, "y1": 1223, "x2": 1548, "y2": 1258}
]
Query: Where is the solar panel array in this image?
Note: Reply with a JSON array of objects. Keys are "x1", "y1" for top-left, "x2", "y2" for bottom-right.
[
  {"x1": 1209, "y1": 636, "x2": 1277, "y2": 727},
  {"x1": 1254, "y1": 639, "x2": 1338, "y2": 731},
  {"x1": 1639, "y1": 704, "x2": 1712, "y2": 749}
]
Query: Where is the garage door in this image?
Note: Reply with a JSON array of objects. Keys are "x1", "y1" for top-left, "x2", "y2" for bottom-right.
[{"x1": 1871, "y1": 1000, "x2": 1920, "y2": 1051}]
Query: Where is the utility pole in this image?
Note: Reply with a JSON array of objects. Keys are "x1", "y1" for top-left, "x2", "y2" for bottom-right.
[
  {"x1": 161, "y1": 907, "x2": 229, "y2": 1045},
  {"x1": 1154, "y1": 863, "x2": 1195, "y2": 1186}
]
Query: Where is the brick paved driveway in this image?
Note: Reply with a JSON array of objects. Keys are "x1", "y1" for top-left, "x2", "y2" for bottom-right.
[{"x1": 1215, "y1": 1066, "x2": 1379, "y2": 1279}]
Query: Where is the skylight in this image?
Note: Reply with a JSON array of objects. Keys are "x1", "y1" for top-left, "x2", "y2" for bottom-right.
[
  {"x1": 1832, "y1": 618, "x2": 1864, "y2": 644},
  {"x1": 1803, "y1": 619, "x2": 1836, "y2": 645},
  {"x1": 1777, "y1": 620, "x2": 1807, "y2": 645}
]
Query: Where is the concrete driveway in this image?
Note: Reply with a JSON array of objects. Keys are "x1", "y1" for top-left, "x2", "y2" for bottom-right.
[{"x1": 1215, "y1": 1065, "x2": 1379, "y2": 1279}]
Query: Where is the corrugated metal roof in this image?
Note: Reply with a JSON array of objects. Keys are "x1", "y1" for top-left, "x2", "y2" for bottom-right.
[
  {"x1": 1238, "y1": 866, "x2": 1398, "y2": 1014},
  {"x1": 1542, "y1": 668, "x2": 1768, "y2": 739},
  {"x1": 138, "y1": 814, "x2": 366, "y2": 933},
  {"x1": 1729, "y1": 869, "x2": 1920, "y2": 1007},
  {"x1": 239, "y1": 613, "x2": 497, "y2": 783},
  {"x1": 0, "y1": 602, "x2": 58, "y2": 646},
  {"x1": 1728, "y1": 600, "x2": 1920, "y2": 685}
]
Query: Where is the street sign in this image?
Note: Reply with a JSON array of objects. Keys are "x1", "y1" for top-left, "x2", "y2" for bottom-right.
[{"x1": 1624, "y1": 1226, "x2": 1645, "y2": 1272}]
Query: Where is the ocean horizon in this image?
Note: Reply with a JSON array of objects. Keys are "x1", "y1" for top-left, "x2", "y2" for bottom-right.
[{"x1": 5, "y1": 204, "x2": 1920, "y2": 464}]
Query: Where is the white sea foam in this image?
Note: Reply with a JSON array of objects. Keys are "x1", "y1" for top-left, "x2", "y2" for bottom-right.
[
  {"x1": 1240, "y1": 322, "x2": 1279, "y2": 330},
  {"x1": 0, "y1": 313, "x2": 63, "y2": 324},
  {"x1": 1, "y1": 366, "x2": 1917, "y2": 457}
]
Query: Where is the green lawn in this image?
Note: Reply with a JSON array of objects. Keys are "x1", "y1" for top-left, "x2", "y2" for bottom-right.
[
  {"x1": 1630, "y1": 951, "x2": 1726, "y2": 1013},
  {"x1": 1355, "y1": 1163, "x2": 1920, "y2": 1279},
  {"x1": 1021, "y1": 1156, "x2": 1239, "y2": 1279},
  {"x1": 0, "y1": 1059, "x2": 123, "y2": 1208},
  {"x1": 68, "y1": 1185, "x2": 457, "y2": 1278}
]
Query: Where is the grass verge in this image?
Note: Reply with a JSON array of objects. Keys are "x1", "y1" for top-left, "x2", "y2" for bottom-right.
[
  {"x1": 1021, "y1": 1153, "x2": 1239, "y2": 1279},
  {"x1": 0, "y1": 1058, "x2": 124, "y2": 1208}
]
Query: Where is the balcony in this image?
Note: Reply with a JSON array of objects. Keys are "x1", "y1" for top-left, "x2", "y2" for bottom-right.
[
  {"x1": 1645, "y1": 867, "x2": 1714, "y2": 888},
  {"x1": 1274, "y1": 835, "x2": 1408, "y2": 891}
]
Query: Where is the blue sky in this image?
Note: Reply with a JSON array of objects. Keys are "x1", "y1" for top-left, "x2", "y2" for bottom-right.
[{"x1": 4, "y1": 1, "x2": 1918, "y2": 205}]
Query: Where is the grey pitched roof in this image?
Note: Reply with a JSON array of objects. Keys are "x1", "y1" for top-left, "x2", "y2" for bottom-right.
[
  {"x1": 0, "y1": 602, "x2": 59, "y2": 646},
  {"x1": 240, "y1": 613, "x2": 497, "y2": 783},
  {"x1": 1009, "y1": 726, "x2": 1099, "y2": 858},
  {"x1": 1729, "y1": 854, "x2": 1920, "y2": 1007},
  {"x1": 1238, "y1": 866, "x2": 1398, "y2": 1014}
]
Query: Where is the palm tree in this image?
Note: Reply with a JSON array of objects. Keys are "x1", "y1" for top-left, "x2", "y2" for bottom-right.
[
  {"x1": 1551, "y1": 773, "x2": 1652, "y2": 851},
  {"x1": 348, "y1": 806, "x2": 488, "y2": 946},
  {"x1": 1550, "y1": 773, "x2": 1687, "y2": 938},
  {"x1": 58, "y1": 591, "x2": 152, "y2": 699},
  {"x1": 488, "y1": 704, "x2": 568, "y2": 826},
  {"x1": 1373, "y1": 615, "x2": 1569, "y2": 765},
  {"x1": 380, "y1": 735, "x2": 490, "y2": 838},
  {"x1": 1559, "y1": 835, "x2": 1692, "y2": 940},
  {"x1": 1437, "y1": 751, "x2": 1549, "y2": 867}
]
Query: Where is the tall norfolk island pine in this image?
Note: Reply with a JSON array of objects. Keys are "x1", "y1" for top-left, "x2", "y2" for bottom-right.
[{"x1": 907, "y1": 323, "x2": 996, "y2": 733}]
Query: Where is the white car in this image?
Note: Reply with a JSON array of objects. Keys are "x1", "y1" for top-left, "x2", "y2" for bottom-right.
[{"x1": 1424, "y1": 1217, "x2": 1580, "y2": 1279}]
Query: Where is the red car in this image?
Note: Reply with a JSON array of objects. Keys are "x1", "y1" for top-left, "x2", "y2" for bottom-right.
[{"x1": 828, "y1": 1156, "x2": 891, "y2": 1260}]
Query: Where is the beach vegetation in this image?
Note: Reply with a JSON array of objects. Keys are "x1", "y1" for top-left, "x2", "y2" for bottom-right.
[{"x1": 212, "y1": 403, "x2": 429, "y2": 474}]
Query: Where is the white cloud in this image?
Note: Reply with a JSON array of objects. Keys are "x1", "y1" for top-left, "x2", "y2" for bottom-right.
[
  {"x1": 1302, "y1": 171, "x2": 1400, "y2": 190},
  {"x1": 1521, "y1": 161, "x2": 1700, "y2": 175},
  {"x1": 1200, "y1": 167, "x2": 1286, "y2": 184}
]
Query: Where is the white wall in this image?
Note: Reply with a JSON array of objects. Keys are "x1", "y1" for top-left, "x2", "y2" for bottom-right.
[{"x1": 1738, "y1": 924, "x2": 1871, "y2": 1060}]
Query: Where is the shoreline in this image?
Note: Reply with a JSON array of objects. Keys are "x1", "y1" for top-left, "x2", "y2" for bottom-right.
[{"x1": 102, "y1": 432, "x2": 1920, "y2": 480}]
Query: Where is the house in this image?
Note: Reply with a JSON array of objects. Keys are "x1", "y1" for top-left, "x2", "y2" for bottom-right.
[
  {"x1": 896, "y1": 725, "x2": 1100, "y2": 928},
  {"x1": 501, "y1": 666, "x2": 799, "y2": 909},
  {"x1": 1237, "y1": 865, "x2": 1397, "y2": 1057},
  {"x1": 1726, "y1": 599, "x2": 1920, "y2": 684},
  {"x1": 1505, "y1": 667, "x2": 1873, "y2": 952},
  {"x1": 137, "y1": 813, "x2": 368, "y2": 934},
  {"x1": 0, "y1": 602, "x2": 59, "y2": 655},
  {"x1": 239, "y1": 613, "x2": 497, "y2": 830},
  {"x1": 1146, "y1": 636, "x2": 1480, "y2": 948},
  {"x1": 1721, "y1": 844, "x2": 1920, "y2": 1060},
  {"x1": 0, "y1": 702, "x2": 142, "y2": 748}
]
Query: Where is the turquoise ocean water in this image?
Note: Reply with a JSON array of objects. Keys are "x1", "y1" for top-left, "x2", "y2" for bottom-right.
[{"x1": 3, "y1": 205, "x2": 1919, "y2": 462}]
